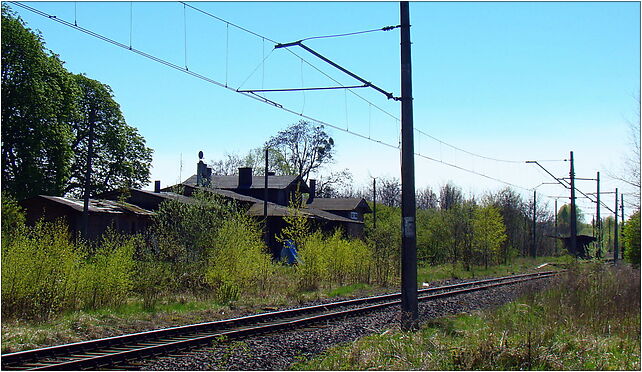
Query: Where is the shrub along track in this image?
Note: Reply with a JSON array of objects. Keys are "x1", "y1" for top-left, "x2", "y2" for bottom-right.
[{"x1": 1, "y1": 271, "x2": 560, "y2": 370}]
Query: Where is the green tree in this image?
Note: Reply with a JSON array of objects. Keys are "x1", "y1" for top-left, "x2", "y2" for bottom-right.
[
  {"x1": 453, "y1": 201, "x2": 476, "y2": 271},
  {"x1": 65, "y1": 74, "x2": 153, "y2": 196},
  {"x1": 417, "y1": 208, "x2": 453, "y2": 265},
  {"x1": 484, "y1": 187, "x2": 528, "y2": 262},
  {"x1": 266, "y1": 120, "x2": 334, "y2": 182},
  {"x1": 623, "y1": 210, "x2": 640, "y2": 265},
  {"x1": 439, "y1": 182, "x2": 463, "y2": 210},
  {"x1": 1, "y1": 5, "x2": 76, "y2": 199},
  {"x1": 472, "y1": 205, "x2": 507, "y2": 269},
  {"x1": 557, "y1": 204, "x2": 585, "y2": 236},
  {"x1": 2, "y1": 6, "x2": 153, "y2": 200}
]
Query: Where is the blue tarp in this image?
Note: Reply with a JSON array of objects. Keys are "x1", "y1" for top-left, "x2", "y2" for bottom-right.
[{"x1": 280, "y1": 240, "x2": 300, "y2": 265}]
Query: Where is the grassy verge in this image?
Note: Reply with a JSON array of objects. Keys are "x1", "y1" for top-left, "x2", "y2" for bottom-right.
[
  {"x1": 0, "y1": 282, "x2": 376, "y2": 354},
  {"x1": 293, "y1": 263, "x2": 640, "y2": 370},
  {"x1": 417, "y1": 255, "x2": 573, "y2": 283},
  {"x1": 1, "y1": 257, "x2": 569, "y2": 354}
]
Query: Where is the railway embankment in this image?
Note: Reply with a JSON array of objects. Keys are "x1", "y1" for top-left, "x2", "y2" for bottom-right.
[
  {"x1": 2, "y1": 271, "x2": 557, "y2": 370},
  {"x1": 293, "y1": 263, "x2": 640, "y2": 371},
  {"x1": 139, "y1": 272, "x2": 558, "y2": 370}
]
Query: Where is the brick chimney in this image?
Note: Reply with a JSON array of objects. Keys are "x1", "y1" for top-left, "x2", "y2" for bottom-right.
[
  {"x1": 238, "y1": 167, "x2": 253, "y2": 188},
  {"x1": 196, "y1": 151, "x2": 212, "y2": 187},
  {"x1": 307, "y1": 179, "x2": 316, "y2": 203},
  {"x1": 154, "y1": 180, "x2": 161, "y2": 193}
]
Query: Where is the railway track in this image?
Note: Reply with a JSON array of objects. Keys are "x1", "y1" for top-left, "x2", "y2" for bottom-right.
[{"x1": 1, "y1": 270, "x2": 562, "y2": 370}]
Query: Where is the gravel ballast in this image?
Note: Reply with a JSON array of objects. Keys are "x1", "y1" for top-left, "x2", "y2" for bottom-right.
[{"x1": 140, "y1": 277, "x2": 553, "y2": 371}]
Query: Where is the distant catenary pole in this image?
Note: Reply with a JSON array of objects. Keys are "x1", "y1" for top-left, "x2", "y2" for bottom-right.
[
  {"x1": 595, "y1": 172, "x2": 602, "y2": 258},
  {"x1": 569, "y1": 151, "x2": 577, "y2": 256},
  {"x1": 620, "y1": 193, "x2": 624, "y2": 259},
  {"x1": 614, "y1": 188, "x2": 619, "y2": 262},
  {"x1": 373, "y1": 177, "x2": 377, "y2": 230},
  {"x1": 554, "y1": 198, "x2": 558, "y2": 255},
  {"x1": 264, "y1": 147, "x2": 269, "y2": 245}
]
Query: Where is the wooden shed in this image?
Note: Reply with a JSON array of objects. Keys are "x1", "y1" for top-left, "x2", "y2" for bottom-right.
[{"x1": 21, "y1": 195, "x2": 154, "y2": 240}]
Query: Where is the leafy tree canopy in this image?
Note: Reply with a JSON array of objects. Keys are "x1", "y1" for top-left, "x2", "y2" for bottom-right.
[
  {"x1": 66, "y1": 74, "x2": 153, "y2": 196},
  {"x1": 210, "y1": 147, "x2": 292, "y2": 177},
  {"x1": 1, "y1": 5, "x2": 153, "y2": 200},
  {"x1": 1, "y1": 4, "x2": 76, "y2": 199},
  {"x1": 266, "y1": 120, "x2": 334, "y2": 182}
]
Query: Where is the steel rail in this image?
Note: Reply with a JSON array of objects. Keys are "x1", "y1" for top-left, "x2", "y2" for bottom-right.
[{"x1": 2, "y1": 270, "x2": 561, "y2": 370}]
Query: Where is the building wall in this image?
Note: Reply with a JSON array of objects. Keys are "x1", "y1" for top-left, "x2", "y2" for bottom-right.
[{"x1": 21, "y1": 198, "x2": 150, "y2": 240}]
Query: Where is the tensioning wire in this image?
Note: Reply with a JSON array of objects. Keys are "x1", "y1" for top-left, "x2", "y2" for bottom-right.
[
  {"x1": 13, "y1": 1, "x2": 577, "y2": 195},
  {"x1": 178, "y1": 2, "x2": 564, "y2": 168}
]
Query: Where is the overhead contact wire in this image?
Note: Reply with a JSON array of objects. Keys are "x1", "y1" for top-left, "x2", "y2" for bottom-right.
[
  {"x1": 13, "y1": 1, "x2": 550, "y2": 194},
  {"x1": 173, "y1": 2, "x2": 559, "y2": 169}
]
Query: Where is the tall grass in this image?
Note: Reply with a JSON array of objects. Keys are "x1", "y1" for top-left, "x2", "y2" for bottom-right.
[{"x1": 294, "y1": 263, "x2": 641, "y2": 370}]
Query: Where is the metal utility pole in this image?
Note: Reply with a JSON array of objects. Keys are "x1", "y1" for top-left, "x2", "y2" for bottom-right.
[
  {"x1": 532, "y1": 190, "x2": 537, "y2": 258},
  {"x1": 264, "y1": 148, "x2": 269, "y2": 245},
  {"x1": 595, "y1": 172, "x2": 602, "y2": 258},
  {"x1": 82, "y1": 112, "x2": 95, "y2": 239},
  {"x1": 614, "y1": 188, "x2": 619, "y2": 262},
  {"x1": 554, "y1": 198, "x2": 558, "y2": 255},
  {"x1": 373, "y1": 177, "x2": 377, "y2": 230},
  {"x1": 620, "y1": 193, "x2": 625, "y2": 259},
  {"x1": 569, "y1": 151, "x2": 578, "y2": 257},
  {"x1": 399, "y1": 1, "x2": 418, "y2": 331}
]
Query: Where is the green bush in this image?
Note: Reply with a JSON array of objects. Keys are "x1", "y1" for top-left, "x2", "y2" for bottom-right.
[
  {"x1": 417, "y1": 209, "x2": 454, "y2": 265},
  {"x1": 205, "y1": 214, "x2": 272, "y2": 303},
  {"x1": 295, "y1": 231, "x2": 328, "y2": 290},
  {"x1": 296, "y1": 230, "x2": 374, "y2": 290},
  {"x1": 151, "y1": 190, "x2": 238, "y2": 290},
  {"x1": 2, "y1": 220, "x2": 81, "y2": 319},
  {"x1": 74, "y1": 230, "x2": 136, "y2": 310},
  {"x1": 1, "y1": 220, "x2": 136, "y2": 319},
  {"x1": 364, "y1": 203, "x2": 400, "y2": 286}
]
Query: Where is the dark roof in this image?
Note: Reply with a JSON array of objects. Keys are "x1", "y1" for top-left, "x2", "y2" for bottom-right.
[
  {"x1": 183, "y1": 174, "x2": 309, "y2": 192},
  {"x1": 557, "y1": 235, "x2": 597, "y2": 243},
  {"x1": 26, "y1": 195, "x2": 154, "y2": 215},
  {"x1": 98, "y1": 188, "x2": 196, "y2": 204},
  {"x1": 167, "y1": 184, "x2": 355, "y2": 223},
  {"x1": 246, "y1": 203, "x2": 361, "y2": 224},
  {"x1": 306, "y1": 197, "x2": 372, "y2": 213},
  {"x1": 170, "y1": 184, "x2": 264, "y2": 204}
]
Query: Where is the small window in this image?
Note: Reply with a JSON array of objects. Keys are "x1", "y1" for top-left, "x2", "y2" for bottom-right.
[{"x1": 350, "y1": 211, "x2": 359, "y2": 220}]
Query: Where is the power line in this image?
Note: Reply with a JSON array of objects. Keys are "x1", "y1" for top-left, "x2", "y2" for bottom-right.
[
  {"x1": 8, "y1": 2, "x2": 273, "y2": 104},
  {"x1": 299, "y1": 24, "x2": 400, "y2": 42},
  {"x1": 180, "y1": 1, "x2": 553, "y2": 169},
  {"x1": 180, "y1": 2, "x2": 402, "y2": 124},
  {"x1": 180, "y1": 1, "x2": 277, "y2": 43},
  {"x1": 414, "y1": 128, "x2": 566, "y2": 164},
  {"x1": 414, "y1": 153, "x2": 531, "y2": 191},
  {"x1": 9, "y1": 1, "x2": 582, "y2": 196}
]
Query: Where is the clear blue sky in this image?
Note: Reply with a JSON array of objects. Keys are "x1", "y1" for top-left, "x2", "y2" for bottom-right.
[{"x1": 8, "y1": 1, "x2": 640, "y2": 218}]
